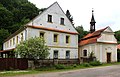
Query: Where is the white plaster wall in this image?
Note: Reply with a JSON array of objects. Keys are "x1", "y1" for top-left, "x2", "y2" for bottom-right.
[
  {"x1": 48, "y1": 48, "x2": 78, "y2": 59},
  {"x1": 79, "y1": 43, "x2": 117, "y2": 63},
  {"x1": 101, "y1": 44, "x2": 117, "y2": 63},
  {"x1": 27, "y1": 27, "x2": 78, "y2": 59},
  {"x1": 3, "y1": 29, "x2": 27, "y2": 50},
  {"x1": 97, "y1": 33, "x2": 117, "y2": 43},
  {"x1": 27, "y1": 2, "x2": 77, "y2": 33},
  {"x1": 27, "y1": 27, "x2": 78, "y2": 48}
]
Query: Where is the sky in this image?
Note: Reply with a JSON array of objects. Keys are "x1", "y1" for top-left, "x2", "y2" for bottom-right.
[{"x1": 28, "y1": 0, "x2": 120, "y2": 31}]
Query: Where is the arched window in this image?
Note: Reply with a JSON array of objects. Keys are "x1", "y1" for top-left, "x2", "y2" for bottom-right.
[{"x1": 83, "y1": 50, "x2": 87, "y2": 56}]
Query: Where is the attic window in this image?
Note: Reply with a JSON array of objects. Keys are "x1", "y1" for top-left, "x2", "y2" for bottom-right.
[
  {"x1": 60, "y1": 18, "x2": 64, "y2": 25},
  {"x1": 48, "y1": 14, "x2": 52, "y2": 22}
]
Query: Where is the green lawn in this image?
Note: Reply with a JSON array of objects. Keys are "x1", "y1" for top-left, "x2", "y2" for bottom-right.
[{"x1": 0, "y1": 62, "x2": 120, "y2": 77}]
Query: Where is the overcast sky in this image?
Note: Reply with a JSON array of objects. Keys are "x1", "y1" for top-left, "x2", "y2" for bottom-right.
[{"x1": 28, "y1": 0, "x2": 120, "y2": 31}]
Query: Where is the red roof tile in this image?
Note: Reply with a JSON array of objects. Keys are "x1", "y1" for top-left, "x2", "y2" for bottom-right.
[
  {"x1": 117, "y1": 44, "x2": 120, "y2": 49},
  {"x1": 27, "y1": 25, "x2": 78, "y2": 35},
  {"x1": 79, "y1": 27, "x2": 108, "y2": 46}
]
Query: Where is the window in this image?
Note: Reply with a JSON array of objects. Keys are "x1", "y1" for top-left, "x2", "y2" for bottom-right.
[
  {"x1": 54, "y1": 50, "x2": 58, "y2": 59},
  {"x1": 16, "y1": 36, "x2": 18, "y2": 44},
  {"x1": 83, "y1": 50, "x2": 87, "y2": 56},
  {"x1": 40, "y1": 32, "x2": 44, "y2": 38},
  {"x1": 48, "y1": 14, "x2": 52, "y2": 22},
  {"x1": 54, "y1": 34, "x2": 58, "y2": 42},
  {"x1": 66, "y1": 51, "x2": 70, "y2": 59},
  {"x1": 13, "y1": 38, "x2": 15, "y2": 45},
  {"x1": 60, "y1": 18, "x2": 64, "y2": 25},
  {"x1": 7, "y1": 41, "x2": 9, "y2": 47},
  {"x1": 21, "y1": 33, "x2": 23, "y2": 41},
  {"x1": 10, "y1": 40, "x2": 12, "y2": 46},
  {"x1": 66, "y1": 35, "x2": 70, "y2": 43}
]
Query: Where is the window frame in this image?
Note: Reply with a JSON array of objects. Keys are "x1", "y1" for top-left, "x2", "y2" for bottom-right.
[
  {"x1": 40, "y1": 32, "x2": 45, "y2": 38},
  {"x1": 13, "y1": 38, "x2": 15, "y2": 45},
  {"x1": 60, "y1": 17, "x2": 64, "y2": 25},
  {"x1": 54, "y1": 50, "x2": 58, "y2": 59},
  {"x1": 53, "y1": 34, "x2": 58, "y2": 43},
  {"x1": 83, "y1": 49, "x2": 87, "y2": 56},
  {"x1": 21, "y1": 33, "x2": 23, "y2": 42},
  {"x1": 66, "y1": 50, "x2": 70, "y2": 59},
  {"x1": 66, "y1": 35, "x2": 70, "y2": 44},
  {"x1": 47, "y1": 14, "x2": 52, "y2": 23}
]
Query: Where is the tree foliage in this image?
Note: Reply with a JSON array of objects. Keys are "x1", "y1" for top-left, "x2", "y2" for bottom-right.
[
  {"x1": 114, "y1": 30, "x2": 120, "y2": 43},
  {"x1": 66, "y1": 10, "x2": 74, "y2": 25},
  {"x1": 0, "y1": 29, "x2": 10, "y2": 50},
  {"x1": 75, "y1": 26, "x2": 89, "y2": 42},
  {"x1": 0, "y1": 0, "x2": 39, "y2": 33},
  {"x1": 14, "y1": 37, "x2": 50, "y2": 59},
  {"x1": 0, "y1": 0, "x2": 40, "y2": 50}
]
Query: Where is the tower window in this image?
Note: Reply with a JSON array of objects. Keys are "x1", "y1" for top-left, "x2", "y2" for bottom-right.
[
  {"x1": 60, "y1": 18, "x2": 64, "y2": 25},
  {"x1": 48, "y1": 14, "x2": 52, "y2": 22}
]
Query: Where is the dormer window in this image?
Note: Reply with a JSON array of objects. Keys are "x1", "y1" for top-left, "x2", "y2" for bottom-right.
[
  {"x1": 48, "y1": 14, "x2": 52, "y2": 22},
  {"x1": 60, "y1": 18, "x2": 64, "y2": 25}
]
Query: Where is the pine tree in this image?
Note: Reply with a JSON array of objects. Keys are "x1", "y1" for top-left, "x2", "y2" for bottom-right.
[{"x1": 66, "y1": 10, "x2": 74, "y2": 25}]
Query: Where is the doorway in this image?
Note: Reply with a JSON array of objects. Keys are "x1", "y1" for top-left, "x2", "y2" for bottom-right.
[{"x1": 107, "y1": 53, "x2": 111, "y2": 63}]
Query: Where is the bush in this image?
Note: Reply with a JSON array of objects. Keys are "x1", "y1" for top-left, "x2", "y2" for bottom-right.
[
  {"x1": 81, "y1": 63, "x2": 90, "y2": 67},
  {"x1": 54, "y1": 64, "x2": 66, "y2": 69},
  {"x1": 89, "y1": 61, "x2": 102, "y2": 66}
]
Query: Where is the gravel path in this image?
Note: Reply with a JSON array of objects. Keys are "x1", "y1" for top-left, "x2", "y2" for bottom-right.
[{"x1": 10, "y1": 65, "x2": 120, "y2": 77}]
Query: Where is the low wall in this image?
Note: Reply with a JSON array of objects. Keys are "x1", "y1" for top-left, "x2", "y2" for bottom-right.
[{"x1": 28, "y1": 59, "x2": 79, "y2": 68}]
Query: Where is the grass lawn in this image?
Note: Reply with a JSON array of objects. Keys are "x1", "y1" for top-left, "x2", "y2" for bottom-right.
[{"x1": 0, "y1": 62, "x2": 120, "y2": 77}]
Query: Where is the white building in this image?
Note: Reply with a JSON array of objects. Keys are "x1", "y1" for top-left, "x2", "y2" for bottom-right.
[
  {"x1": 1, "y1": 2, "x2": 78, "y2": 59},
  {"x1": 79, "y1": 10, "x2": 117, "y2": 63}
]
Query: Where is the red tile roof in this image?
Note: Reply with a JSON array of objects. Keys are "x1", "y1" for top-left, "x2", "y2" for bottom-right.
[
  {"x1": 79, "y1": 27, "x2": 108, "y2": 46},
  {"x1": 27, "y1": 25, "x2": 78, "y2": 35},
  {"x1": 117, "y1": 44, "x2": 120, "y2": 49}
]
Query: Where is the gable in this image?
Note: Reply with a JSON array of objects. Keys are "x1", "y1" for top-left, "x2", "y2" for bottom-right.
[
  {"x1": 103, "y1": 26, "x2": 113, "y2": 33},
  {"x1": 97, "y1": 26, "x2": 117, "y2": 43},
  {"x1": 27, "y1": 2, "x2": 77, "y2": 33}
]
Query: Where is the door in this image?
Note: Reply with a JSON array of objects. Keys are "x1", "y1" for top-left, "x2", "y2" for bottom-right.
[{"x1": 107, "y1": 53, "x2": 111, "y2": 63}]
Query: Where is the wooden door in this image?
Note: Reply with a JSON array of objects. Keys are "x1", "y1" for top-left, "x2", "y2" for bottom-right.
[{"x1": 107, "y1": 53, "x2": 111, "y2": 63}]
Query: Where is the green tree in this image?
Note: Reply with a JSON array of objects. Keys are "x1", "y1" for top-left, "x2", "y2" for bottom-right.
[
  {"x1": 14, "y1": 37, "x2": 50, "y2": 59},
  {"x1": 115, "y1": 30, "x2": 120, "y2": 43},
  {"x1": 0, "y1": 0, "x2": 39, "y2": 33},
  {"x1": 0, "y1": 6, "x2": 13, "y2": 29},
  {"x1": 0, "y1": 29, "x2": 10, "y2": 50},
  {"x1": 66, "y1": 10, "x2": 74, "y2": 25},
  {"x1": 75, "y1": 26, "x2": 89, "y2": 42}
]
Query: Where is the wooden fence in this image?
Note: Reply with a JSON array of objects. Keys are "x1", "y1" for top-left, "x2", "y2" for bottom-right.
[{"x1": 0, "y1": 58, "x2": 28, "y2": 70}]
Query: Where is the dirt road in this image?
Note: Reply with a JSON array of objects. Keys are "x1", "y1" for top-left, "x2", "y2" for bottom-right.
[{"x1": 11, "y1": 65, "x2": 120, "y2": 77}]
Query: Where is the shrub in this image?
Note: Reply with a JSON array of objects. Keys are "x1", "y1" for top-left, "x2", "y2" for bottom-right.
[
  {"x1": 54, "y1": 64, "x2": 66, "y2": 69},
  {"x1": 89, "y1": 61, "x2": 102, "y2": 66},
  {"x1": 81, "y1": 63, "x2": 90, "y2": 67}
]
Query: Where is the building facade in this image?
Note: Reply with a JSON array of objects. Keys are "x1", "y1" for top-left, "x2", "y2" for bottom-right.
[
  {"x1": 79, "y1": 10, "x2": 117, "y2": 63},
  {"x1": 1, "y1": 2, "x2": 78, "y2": 59}
]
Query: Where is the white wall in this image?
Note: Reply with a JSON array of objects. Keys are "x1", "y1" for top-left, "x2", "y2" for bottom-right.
[
  {"x1": 79, "y1": 43, "x2": 117, "y2": 63},
  {"x1": 3, "y1": 29, "x2": 27, "y2": 50},
  {"x1": 49, "y1": 48, "x2": 78, "y2": 59},
  {"x1": 27, "y1": 27, "x2": 78, "y2": 59},
  {"x1": 27, "y1": 2, "x2": 77, "y2": 33}
]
